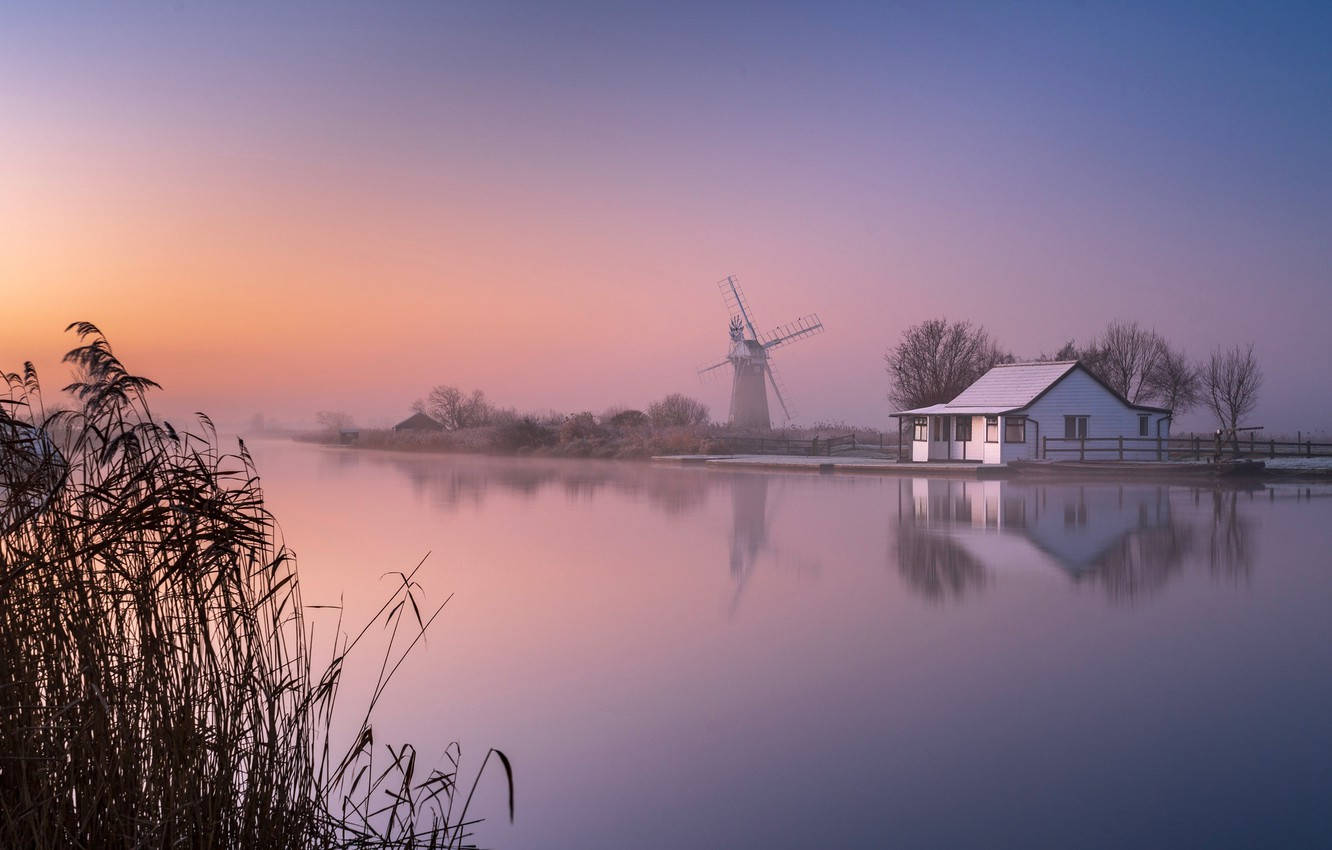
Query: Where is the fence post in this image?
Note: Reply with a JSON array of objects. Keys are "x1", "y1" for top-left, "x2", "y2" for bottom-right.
[
  {"x1": 1249, "y1": 433, "x2": 1254, "y2": 456},
  {"x1": 1307, "y1": 440, "x2": 1312, "y2": 458},
  {"x1": 1042, "y1": 435, "x2": 1047, "y2": 459},
  {"x1": 1080, "y1": 435, "x2": 1086, "y2": 462},
  {"x1": 1269, "y1": 439, "x2": 1275, "y2": 458},
  {"x1": 1118, "y1": 435, "x2": 1124, "y2": 461},
  {"x1": 1194, "y1": 436, "x2": 1200, "y2": 461},
  {"x1": 1157, "y1": 434, "x2": 1162, "y2": 462}
]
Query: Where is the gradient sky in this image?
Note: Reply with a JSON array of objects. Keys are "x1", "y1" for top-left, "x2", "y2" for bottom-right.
[{"x1": 3, "y1": 1, "x2": 1329, "y2": 432}]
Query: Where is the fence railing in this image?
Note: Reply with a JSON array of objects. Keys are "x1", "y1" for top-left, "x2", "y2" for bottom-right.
[
  {"x1": 1040, "y1": 435, "x2": 1332, "y2": 461},
  {"x1": 712, "y1": 433, "x2": 889, "y2": 457}
]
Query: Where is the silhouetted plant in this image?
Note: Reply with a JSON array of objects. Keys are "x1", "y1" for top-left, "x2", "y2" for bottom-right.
[{"x1": 0, "y1": 323, "x2": 511, "y2": 848}]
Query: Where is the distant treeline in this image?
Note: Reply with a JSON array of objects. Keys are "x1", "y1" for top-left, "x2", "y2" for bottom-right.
[{"x1": 308, "y1": 390, "x2": 886, "y2": 459}]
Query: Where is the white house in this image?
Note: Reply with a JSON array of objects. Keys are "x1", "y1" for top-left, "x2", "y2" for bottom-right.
[{"x1": 893, "y1": 361, "x2": 1171, "y2": 464}]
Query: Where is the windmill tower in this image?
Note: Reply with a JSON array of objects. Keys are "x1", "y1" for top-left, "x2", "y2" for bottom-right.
[{"x1": 699, "y1": 275, "x2": 824, "y2": 430}]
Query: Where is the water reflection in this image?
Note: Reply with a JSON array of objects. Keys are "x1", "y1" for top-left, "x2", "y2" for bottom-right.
[
  {"x1": 247, "y1": 443, "x2": 1332, "y2": 849},
  {"x1": 339, "y1": 449, "x2": 716, "y2": 515},
  {"x1": 728, "y1": 473, "x2": 768, "y2": 611},
  {"x1": 893, "y1": 478, "x2": 1257, "y2": 603},
  {"x1": 311, "y1": 446, "x2": 1270, "y2": 608},
  {"x1": 1206, "y1": 489, "x2": 1254, "y2": 580}
]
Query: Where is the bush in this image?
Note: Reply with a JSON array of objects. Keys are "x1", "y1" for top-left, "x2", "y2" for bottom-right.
[
  {"x1": 607, "y1": 409, "x2": 648, "y2": 430},
  {"x1": 494, "y1": 416, "x2": 557, "y2": 452},
  {"x1": 647, "y1": 394, "x2": 710, "y2": 428},
  {"x1": 559, "y1": 411, "x2": 604, "y2": 442}
]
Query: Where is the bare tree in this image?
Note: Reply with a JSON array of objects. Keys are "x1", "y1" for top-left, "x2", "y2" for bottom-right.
[
  {"x1": 884, "y1": 318, "x2": 1011, "y2": 409},
  {"x1": 1081, "y1": 320, "x2": 1166, "y2": 403},
  {"x1": 314, "y1": 410, "x2": 352, "y2": 432},
  {"x1": 1041, "y1": 340, "x2": 1080, "y2": 361},
  {"x1": 1143, "y1": 345, "x2": 1201, "y2": 414},
  {"x1": 424, "y1": 385, "x2": 493, "y2": 430},
  {"x1": 647, "y1": 393, "x2": 710, "y2": 427},
  {"x1": 1203, "y1": 344, "x2": 1262, "y2": 432}
]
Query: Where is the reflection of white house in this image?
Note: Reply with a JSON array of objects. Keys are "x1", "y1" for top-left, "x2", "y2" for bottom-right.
[
  {"x1": 893, "y1": 361, "x2": 1171, "y2": 464},
  {"x1": 898, "y1": 477, "x2": 1175, "y2": 577}
]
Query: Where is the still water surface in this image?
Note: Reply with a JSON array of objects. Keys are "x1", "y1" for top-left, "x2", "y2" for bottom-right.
[{"x1": 251, "y1": 440, "x2": 1332, "y2": 849}]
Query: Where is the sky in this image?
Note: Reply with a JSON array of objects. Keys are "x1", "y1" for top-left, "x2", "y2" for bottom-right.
[{"x1": 2, "y1": 1, "x2": 1329, "y2": 433}]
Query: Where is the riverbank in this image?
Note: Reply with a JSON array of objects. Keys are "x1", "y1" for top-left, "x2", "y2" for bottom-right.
[
  {"x1": 652, "y1": 453, "x2": 1332, "y2": 482},
  {"x1": 298, "y1": 421, "x2": 892, "y2": 461}
]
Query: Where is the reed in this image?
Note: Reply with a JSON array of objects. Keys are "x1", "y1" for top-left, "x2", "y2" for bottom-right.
[{"x1": 0, "y1": 323, "x2": 510, "y2": 848}]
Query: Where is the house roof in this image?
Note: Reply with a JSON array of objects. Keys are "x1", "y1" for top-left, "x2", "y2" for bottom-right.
[
  {"x1": 894, "y1": 361, "x2": 1077, "y2": 416},
  {"x1": 893, "y1": 360, "x2": 1172, "y2": 416},
  {"x1": 947, "y1": 361, "x2": 1079, "y2": 409},
  {"x1": 393, "y1": 411, "x2": 445, "y2": 431}
]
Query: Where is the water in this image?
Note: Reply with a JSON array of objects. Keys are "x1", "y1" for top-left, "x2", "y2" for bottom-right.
[{"x1": 250, "y1": 440, "x2": 1332, "y2": 849}]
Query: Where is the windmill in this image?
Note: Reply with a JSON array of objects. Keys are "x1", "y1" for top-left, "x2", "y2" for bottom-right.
[{"x1": 699, "y1": 275, "x2": 824, "y2": 430}]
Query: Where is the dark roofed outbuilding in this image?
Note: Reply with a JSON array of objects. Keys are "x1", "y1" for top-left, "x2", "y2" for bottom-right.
[{"x1": 393, "y1": 412, "x2": 445, "y2": 432}]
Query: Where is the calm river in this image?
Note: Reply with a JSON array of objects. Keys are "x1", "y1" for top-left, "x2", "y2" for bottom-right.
[{"x1": 251, "y1": 440, "x2": 1332, "y2": 849}]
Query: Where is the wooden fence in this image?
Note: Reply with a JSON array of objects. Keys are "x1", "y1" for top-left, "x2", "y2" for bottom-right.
[{"x1": 1041, "y1": 435, "x2": 1332, "y2": 462}]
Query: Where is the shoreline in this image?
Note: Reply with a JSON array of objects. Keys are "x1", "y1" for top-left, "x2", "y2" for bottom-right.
[{"x1": 286, "y1": 437, "x2": 1332, "y2": 483}]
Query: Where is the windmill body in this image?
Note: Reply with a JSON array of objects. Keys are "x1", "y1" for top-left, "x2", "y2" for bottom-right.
[
  {"x1": 728, "y1": 324, "x2": 771, "y2": 428},
  {"x1": 699, "y1": 276, "x2": 823, "y2": 431}
]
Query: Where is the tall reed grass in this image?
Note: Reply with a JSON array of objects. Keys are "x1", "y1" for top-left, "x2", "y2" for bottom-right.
[{"x1": 0, "y1": 323, "x2": 510, "y2": 848}]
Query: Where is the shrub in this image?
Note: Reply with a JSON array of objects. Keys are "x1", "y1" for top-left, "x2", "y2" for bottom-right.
[
  {"x1": 647, "y1": 394, "x2": 709, "y2": 428},
  {"x1": 493, "y1": 416, "x2": 557, "y2": 452},
  {"x1": 607, "y1": 409, "x2": 648, "y2": 430},
  {"x1": 559, "y1": 411, "x2": 604, "y2": 442}
]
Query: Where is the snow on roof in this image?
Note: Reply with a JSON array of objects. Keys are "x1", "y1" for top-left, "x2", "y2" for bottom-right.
[
  {"x1": 893, "y1": 361, "x2": 1078, "y2": 416},
  {"x1": 945, "y1": 361, "x2": 1078, "y2": 410}
]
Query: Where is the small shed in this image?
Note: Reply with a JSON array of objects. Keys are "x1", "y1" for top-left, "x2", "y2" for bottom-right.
[
  {"x1": 892, "y1": 361, "x2": 1171, "y2": 464},
  {"x1": 393, "y1": 412, "x2": 445, "y2": 432}
]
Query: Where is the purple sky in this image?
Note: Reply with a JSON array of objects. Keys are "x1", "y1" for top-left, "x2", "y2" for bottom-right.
[{"x1": 2, "y1": 1, "x2": 1329, "y2": 432}]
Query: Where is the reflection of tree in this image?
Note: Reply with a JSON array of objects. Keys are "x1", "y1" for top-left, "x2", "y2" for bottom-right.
[
  {"x1": 354, "y1": 453, "x2": 715, "y2": 516},
  {"x1": 1206, "y1": 489, "x2": 1254, "y2": 580},
  {"x1": 1082, "y1": 521, "x2": 1194, "y2": 602},
  {"x1": 894, "y1": 523, "x2": 988, "y2": 603}
]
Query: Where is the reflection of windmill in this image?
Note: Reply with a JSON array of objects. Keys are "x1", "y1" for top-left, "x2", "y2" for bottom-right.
[
  {"x1": 699, "y1": 275, "x2": 823, "y2": 430},
  {"x1": 725, "y1": 472, "x2": 820, "y2": 617}
]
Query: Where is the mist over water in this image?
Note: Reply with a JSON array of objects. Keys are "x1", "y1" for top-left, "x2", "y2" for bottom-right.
[{"x1": 251, "y1": 440, "x2": 1332, "y2": 849}]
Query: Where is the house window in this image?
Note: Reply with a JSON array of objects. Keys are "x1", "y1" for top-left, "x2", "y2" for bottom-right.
[
  {"x1": 932, "y1": 416, "x2": 950, "y2": 441},
  {"x1": 1004, "y1": 417, "x2": 1027, "y2": 443},
  {"x1": 913, "y1": 417, "x2": 927, "y2": 441},
  {"x1": 985, "y1": 416, "x2": 998, "y2": 443},
  {"x1": 1139, "y1": 414, "x2": 1150, "y2": 437},
  {"x1": 955, "y1": 416, "x2": 972, "y2": 442},
  {"x1": 1064, "y1": 415, "x2": 1088, "y2": 439}
]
